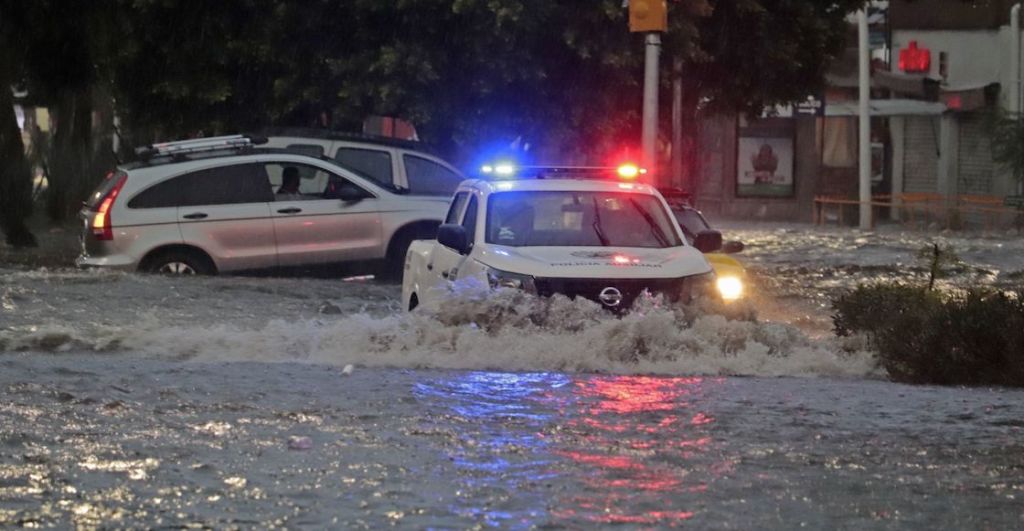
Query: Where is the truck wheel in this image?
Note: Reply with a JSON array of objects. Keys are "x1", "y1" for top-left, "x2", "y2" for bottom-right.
[{"x1": 142, "y1": 249, "x2": 215, "y2": 276}]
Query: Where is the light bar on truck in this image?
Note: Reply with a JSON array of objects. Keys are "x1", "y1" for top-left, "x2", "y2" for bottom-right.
[{"x1": 478, "y1": 164, "x2": 648, "y2": 181}]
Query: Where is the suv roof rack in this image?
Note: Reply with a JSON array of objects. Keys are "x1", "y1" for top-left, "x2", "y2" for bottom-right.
[
  {"x1": 261, "y1": 126, "x2": 436, "y2": 153},
  {"x1": 133, "y1": 134, "x2": 268, "y2": 164}
]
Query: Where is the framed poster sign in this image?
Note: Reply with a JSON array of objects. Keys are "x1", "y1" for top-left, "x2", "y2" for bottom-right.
[{"x1": 736, "y1": 123, "x2": 795, "y2": 198}]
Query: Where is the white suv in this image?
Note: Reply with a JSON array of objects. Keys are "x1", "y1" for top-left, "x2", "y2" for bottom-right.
[
  {"x1": 76, "y1": 135, "x2": 449, "y2": 277},
  {"x1": 263, "y1": 129, "x2": 465, "y2": 197}
]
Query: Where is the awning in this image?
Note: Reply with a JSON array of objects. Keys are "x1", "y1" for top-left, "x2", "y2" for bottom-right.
[{"x1": 825, "y1": 99, "x2": 947, "y2": 117}]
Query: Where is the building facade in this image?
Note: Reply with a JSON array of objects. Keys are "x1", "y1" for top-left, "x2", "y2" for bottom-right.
[{"x1": 692, "y1": 1, "x2": 1022, "y2": 225}]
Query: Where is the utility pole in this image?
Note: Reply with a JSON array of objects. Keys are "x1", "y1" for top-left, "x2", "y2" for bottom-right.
[
  {"x1": 642, "y1": 33, "x2": 661, "y2": 180},
  {"x1": 671, "y1": 57, "x2": 683, "y2": 189},
  {"x1": 629, "y1": 0, "x2": 667, "y2": 183},
  {"x1": 858, "y1": 7, "x2": 872, "y2": 230}
]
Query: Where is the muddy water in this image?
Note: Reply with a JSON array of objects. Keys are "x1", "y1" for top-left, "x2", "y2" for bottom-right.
[
  {"x1": 2, "y1": 359, "x2": 1022, "y2": 528},
  {"x1": 2, "y1": 224, "x2": 1023, "y2": 528}
]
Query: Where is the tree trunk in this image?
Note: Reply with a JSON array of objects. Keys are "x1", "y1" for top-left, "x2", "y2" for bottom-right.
[
  {"x1": 46, "y1": 88, "x2": 93, "y2": 223},
  {"x1": 0, "y1": 50, "x2": 38, "y2": 248}
]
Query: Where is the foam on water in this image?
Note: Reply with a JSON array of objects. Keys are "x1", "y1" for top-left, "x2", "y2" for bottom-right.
[{"x1": 0, "y1": 285, "x2": 879, "y2": 378}]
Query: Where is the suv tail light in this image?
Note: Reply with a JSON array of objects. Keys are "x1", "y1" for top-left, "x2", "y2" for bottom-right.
[{"x1": 90, "y1": 172, "x2": 128, "y2": 241}]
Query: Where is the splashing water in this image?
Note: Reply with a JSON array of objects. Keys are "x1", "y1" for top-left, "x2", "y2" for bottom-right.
[{"x1": 0, "y1": 281, "x2": 877, "y2": 378}]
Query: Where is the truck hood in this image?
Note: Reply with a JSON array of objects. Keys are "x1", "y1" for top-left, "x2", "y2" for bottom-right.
[{"x1": 475, "y1": 245, "x2": 712, "y2": 279}]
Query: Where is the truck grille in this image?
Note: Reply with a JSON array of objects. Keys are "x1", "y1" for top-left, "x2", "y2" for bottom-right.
[{"x1": 533, "y1": 277, "x2": 684, "y2": 309}]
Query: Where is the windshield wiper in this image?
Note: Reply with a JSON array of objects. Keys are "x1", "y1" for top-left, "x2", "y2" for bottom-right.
[
  {"x1": 591, "y1": 197, "x2": 611, "y2": 246},
  {"x1": 629, "y1": 198, "x2": 670, "y2": 247}
]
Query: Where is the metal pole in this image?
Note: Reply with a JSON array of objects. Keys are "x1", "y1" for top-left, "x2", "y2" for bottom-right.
[
  {"x1": 858, "y1": 8, "x2": 872, "y2": 230},
  {"x1": 642, "y1": 32, "x2": 661, "y2": 182},
  {"x1": 671, "y1": 57, "x2": 683, "y2": 189},
  {"x1": 1012, "y1": 3, "x2": 1021, "y2": 115}
]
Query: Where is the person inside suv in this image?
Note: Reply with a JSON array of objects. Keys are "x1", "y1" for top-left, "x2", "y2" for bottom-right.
[{"x1": 276, "y1": 167, "x2": 303, "y2": 200}]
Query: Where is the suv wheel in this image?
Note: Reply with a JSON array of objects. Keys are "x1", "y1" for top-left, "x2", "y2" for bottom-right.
[
  {"x1": 380, "y1": 233, "x2": 416, "y2": 283},
  {"x1": 143, "y1": 250, "x2": 215, "y2": 276}
]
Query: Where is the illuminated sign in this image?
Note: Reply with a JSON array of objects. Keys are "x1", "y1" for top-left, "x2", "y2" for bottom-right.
[{"x1": 899, "y1": 41, "x2": 931, "y2": 73}]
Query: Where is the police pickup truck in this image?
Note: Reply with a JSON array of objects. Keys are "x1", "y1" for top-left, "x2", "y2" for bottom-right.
[{"x1": 401, "y1": 164, "x2": 732, "y2": 312}]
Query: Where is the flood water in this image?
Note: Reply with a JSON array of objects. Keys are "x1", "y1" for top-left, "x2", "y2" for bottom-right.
[{"x1": 2, "y1": 224, "x2": 1023, "y2": 528}]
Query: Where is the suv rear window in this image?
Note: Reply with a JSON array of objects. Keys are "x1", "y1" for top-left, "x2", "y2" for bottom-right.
[{"x1": 85, "y1": 171, "x2": 128, "y2": 209}]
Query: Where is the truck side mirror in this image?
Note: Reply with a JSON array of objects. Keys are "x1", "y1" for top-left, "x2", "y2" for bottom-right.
[
  {"x1": 437, "y1": 224, "x2": 469, "y2": 254},
  {"x1": 722, "y1": 240, "x2": 745, "y2": 254},
  {"x1": 694, "y1": 229, "x2": 723, "y2": 253}
]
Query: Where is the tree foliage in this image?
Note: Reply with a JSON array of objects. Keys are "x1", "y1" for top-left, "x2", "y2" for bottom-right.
[
  {"x1": 1, "y1": 0, "x2": 862, "y2": 235},
  {"x1": 101, "y1": 0, "x2": 861, "y2": 163},
  {"x1": 673, "y1": 0, "x2": 862, "y2": 115}
]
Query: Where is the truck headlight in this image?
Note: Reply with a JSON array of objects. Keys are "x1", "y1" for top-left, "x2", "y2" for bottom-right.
[
  {"x1": 716, "y1": 276, "x2": 744, "y2": 301},
  {"x1": 486, "y1": 268, "x2": 537, "y2": 293}
]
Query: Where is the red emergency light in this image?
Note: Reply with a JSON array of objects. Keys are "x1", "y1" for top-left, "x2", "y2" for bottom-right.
[{"x1": 899, "y1": 41, "x2": 931, "y2": 74}]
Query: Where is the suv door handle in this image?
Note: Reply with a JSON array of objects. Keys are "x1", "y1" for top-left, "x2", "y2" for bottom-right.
[
  {"x1": 276, "y1": 208, "x2": 302, "y2": 214},
  {"x1": 182, "y1": 212, "x2": 208, "y2": 220}
]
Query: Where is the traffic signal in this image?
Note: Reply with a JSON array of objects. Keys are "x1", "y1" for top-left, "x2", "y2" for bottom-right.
[{"x1": 629, "y1": 0, "x2": 667, "y2": 33}]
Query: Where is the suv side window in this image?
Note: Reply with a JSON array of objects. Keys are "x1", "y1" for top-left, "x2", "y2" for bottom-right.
[
  {"x1": 334, "y1": 148, "x2": 393, "y2": 187},
  {"x1": 445, "y1": 192, "x2": 468, "y2": 224},
  {"x1": 461, "y1": 195, "x2": 478, "y2": 247},
  {"x1": 179, "y1": 164, "x2": 271, "y2": 206},
  {"x1": 129, "y1": 164, "x2": 270, "y2": 208},
  {"x1": 403, "y1": 155, "x2": 462, "y2": 196},
  {"x1": 260, "y1": 162, "x2": 374, "y2": 201}
]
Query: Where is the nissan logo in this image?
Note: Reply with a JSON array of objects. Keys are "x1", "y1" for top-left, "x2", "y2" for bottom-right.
[{"x1": 598, "y1": 287, "x2": 623, "y2": 307}]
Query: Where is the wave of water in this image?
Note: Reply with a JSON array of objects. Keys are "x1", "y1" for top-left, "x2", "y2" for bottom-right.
[{"x1": 0, "y1": 286, "x2": 879, "y2": 378}]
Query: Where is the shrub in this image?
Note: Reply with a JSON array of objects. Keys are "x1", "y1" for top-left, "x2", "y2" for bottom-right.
[{"x1": 833, "y1": 284, "x2": 1024, "y2": 386}]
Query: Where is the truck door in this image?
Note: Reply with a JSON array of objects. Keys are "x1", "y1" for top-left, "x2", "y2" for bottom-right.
[{"x1": 429, "y1": 192, "x2": 477, "y2": 285}]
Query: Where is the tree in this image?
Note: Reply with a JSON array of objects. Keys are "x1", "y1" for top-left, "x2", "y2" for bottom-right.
[
  {"x1": 663, "y1": 0, "x2": 864, "y2": 183},
  {"x1": 5, "y1": 0, "x2": 864, "y2": 223},
  {"x1": 0, "y1": 0, "x2": 37, "y2": 246}
]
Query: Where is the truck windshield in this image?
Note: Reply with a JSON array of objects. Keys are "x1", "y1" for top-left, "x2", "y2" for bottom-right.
[{"x1": 486, "y1": 191, "x2": 683, "y2": 248}]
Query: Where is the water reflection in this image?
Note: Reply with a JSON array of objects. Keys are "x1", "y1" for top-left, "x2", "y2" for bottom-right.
[
  {"x1": 414, "y1": 372, "x2": 569, "y2": 526},
  {"x1": 416, "y1": 372, "x2": 722, "y2": 527},
  {"x1": 550, "y1": 376, "x2": 716, "y2": 525}
]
